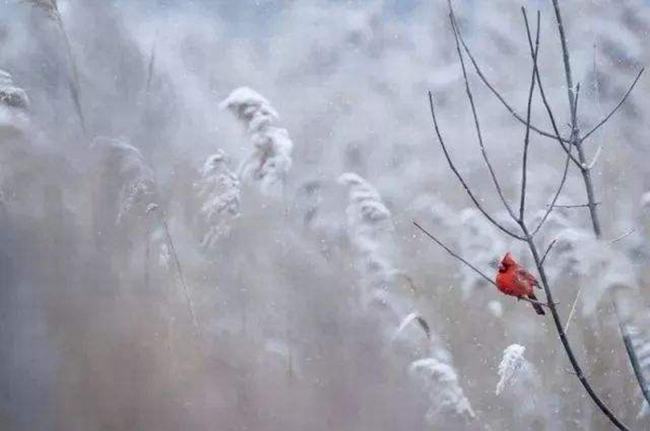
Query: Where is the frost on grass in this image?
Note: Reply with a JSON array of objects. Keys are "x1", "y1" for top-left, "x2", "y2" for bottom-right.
[
  {"x1": 410, "y1": 358, "x2": 475, "y2": 421},
  {"x1": 496, "y1": 344, "x2": 528, "y2": 395},
  {"x1": 220, "y1": 87, "x2": 293, "y2": 197},
  {"x1": 195, "y1": 149, "x2": 240, "y2": 250},
  {"x1": 93, "y1": 137, "x2": 156, "y2": 224}
]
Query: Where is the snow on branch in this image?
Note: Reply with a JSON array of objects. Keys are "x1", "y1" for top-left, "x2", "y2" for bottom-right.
[
  {"x1": 195, "y1": 149, "x2": 241, "y2": 250},
  {"x1": 220, "y1": 87, "x2": 293, "y2": 197}
]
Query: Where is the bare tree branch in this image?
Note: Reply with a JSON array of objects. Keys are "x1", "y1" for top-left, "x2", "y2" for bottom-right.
[
  {"x1": 447, "y1": 10, "x2": 517, "y2": 221},
  {"x1": 521, "y1": 216, "x2": 628, "y2": 430},
  {"x1": 520, "y1": 10, "x2": 577, "y2": 236},
  {"x1": 427, "y1": 92, "x2": 524, "y2": 240},
  {"x1": 530, "y1": 107, "x2": 575, "y2": 236},
  {"x1": 545, "y1": 3, "x2": 630, "y2": 428},
  {"x1": 517, "y1": 12, "x2": 582, "y2": 167},
  {"x1": 548, "y1": 202, "x2": 600, "y2": 209},
  {"x1": 580, "y1": 68, "x2": 645, "y2": 143},
  {"x1": 519, "y1": 11, "x2": 540, "y2": 222},
  {"x1": 540, "y1": 238, "x2": 558, "y2": 265},
  {"x1": 425, "y1": 4, "x2": 632, "y2": 427},
  {"x1": 449, "y1": 7, "x2": 569, "y2": 144}
]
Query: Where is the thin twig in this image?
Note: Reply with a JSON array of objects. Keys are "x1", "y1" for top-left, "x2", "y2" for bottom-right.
[
  {"x1": 531, "y1": 123, "x2": 573, "y2": 236},
  {"x1": 413, "y1": 221, "x2": 495, "y2": 287},
  {"x1": 25, "y1": 1, "x2": 87, "y2": 135},
  {"x1": 519, "y1": 9, "x2": 581, "y2": 167},
  {"x1": 540, "y1": 238, "x2": 558, "y2": 265},
  {"x1": 427, "y1": 92, "x2": 524, "y2": 240},
  {"x1": 448, "y1": 9, "x2": 517, "y2": 221},
  {"x1": 580, "y1": 68, "x2": 645, "y2": 143},
  {"x1": 548, "y1": 202, "x2": 600, "y2": 209},
  {"x1": 609, "y1": 228, "x2": 636, "y2": 244},
  {"x1": 519, "y1": 11, "x2": 540, "y2": 222},
  {"x1": 414, "y1": 221, "x2": 553, "y2": 309},
  {"x1": 522, "y1": 9, "x2": 577, "y2": 236}
]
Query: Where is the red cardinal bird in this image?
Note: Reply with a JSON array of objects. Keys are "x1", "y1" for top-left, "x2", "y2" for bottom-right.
[{"x1": 495, "y1": 252, "x2": 545, "y2": 315}]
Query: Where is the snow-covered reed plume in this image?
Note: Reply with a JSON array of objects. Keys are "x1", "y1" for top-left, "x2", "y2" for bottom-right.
[
  {"x1": 395, "y1": 312, "x2": 431, "y2": 341},
  {"x1": 338, "y1": 172, "x2": 395, "y2": 306},
  {"x1": 340, "y1": 172, "x2": 474, "y2": 421},
  {"x1": 494, "y1": 343, "x2": 543, "y2": 423},
  {"x1": 94, "y1": 137, "x2": 156, "y2": 224},
  {"x1": 24, "y1": 0, "x2": 61, "y2": 22},
  {"x1": 24, "y1": 0, "x2": 86, "y2": 134},
  {"x1": 195, "y1": 149, "x2": 240, "y2": 250},
  {"x1": 496, "y1": 344, "x2": 528, "y2": 395},
  {"x1": 0, "y1": 70, "x2": 29, "y2": 110},
  {"x1": 220, "y1": 87, "x2": 293, "y2": 197},
  {"x1": 0, "y1": 69, "x2": 29, "y2": 133},
  {"x1": 147, "y1": 218, "x2": 172, "y2": 271},
  {"x1": 410, "y1": 357, "x2": 475, "y2": 420}
]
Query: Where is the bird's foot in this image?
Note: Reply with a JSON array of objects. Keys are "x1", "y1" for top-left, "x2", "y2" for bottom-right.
[{"x1": 517, "y1": 296, "x2": 558, "y2": 309}]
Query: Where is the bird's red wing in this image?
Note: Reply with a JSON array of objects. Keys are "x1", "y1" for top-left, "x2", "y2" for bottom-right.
[{"x1": 516, "y1": 267, "x2": 539, "y2": 288}]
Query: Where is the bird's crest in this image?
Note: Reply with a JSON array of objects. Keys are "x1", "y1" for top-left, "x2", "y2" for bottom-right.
[{"x1": 500, "y1": 252, "x2": 517, "y2": 268}]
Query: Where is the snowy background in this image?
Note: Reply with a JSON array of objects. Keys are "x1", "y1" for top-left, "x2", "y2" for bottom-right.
[{"x1": 1, "y1": 0, "x2": 650, "y2": 429}]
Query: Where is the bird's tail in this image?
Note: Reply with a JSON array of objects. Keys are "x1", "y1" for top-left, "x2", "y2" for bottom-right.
[{"x1": 528, "y1": 293, "x2": 546, "y2": 316}]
